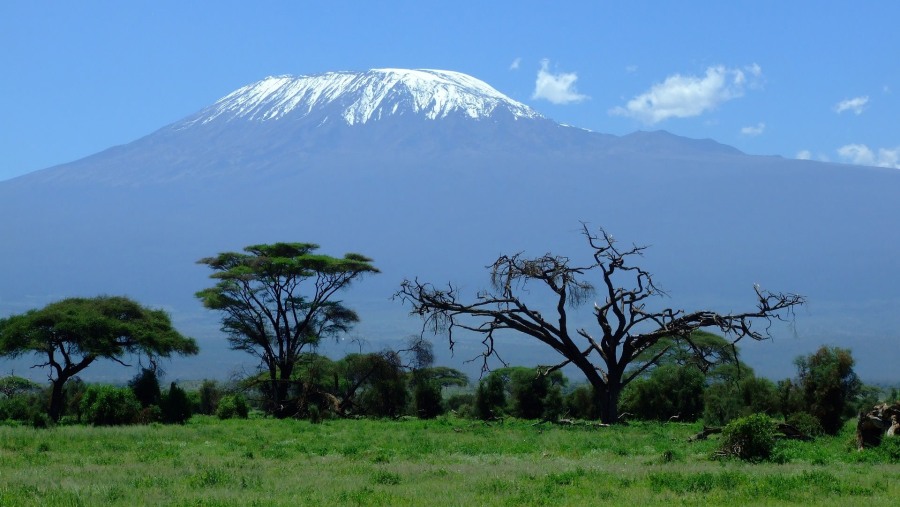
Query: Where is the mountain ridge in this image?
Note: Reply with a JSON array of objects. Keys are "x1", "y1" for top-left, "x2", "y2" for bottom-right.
[
  {"x1": 1, "y1": 68, "x2": 898, "y2": 382},
  {"x1": 174, "y1": 69, "x2": 542, "y2": 129}
]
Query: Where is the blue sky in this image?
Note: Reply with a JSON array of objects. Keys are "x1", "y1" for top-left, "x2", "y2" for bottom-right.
[{"x1": 1, "y1": 1, "x2": 898, "y2": 181}]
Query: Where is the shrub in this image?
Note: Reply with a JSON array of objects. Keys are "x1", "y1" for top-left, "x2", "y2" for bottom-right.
[
  {"x1": 129, "y1": 368, "x2": 161, "y2": 408},
  {"x1": 80, "y1": 385, "x2": 141, "y2": 426},
  {"x1": 785, "y1": 411, "x2": 824, "y2": 438},
  {"x1": 621, "y1": 365, "x2": 705, "y2": 422},
  {"x1": 721, "y1": 413, "x2": 776, "y2": 461},
  {"x1": 794, "y1": 346, "x2": 861, "y2": 435},
  {"x1": 474, "y1": 374, "x2": 506, "y2": 420},
  {"x1": 414, "y1": 381, "x2": 444, "y2": 419},
  {"x1": 197, "y1": 380, "x2": 221, "y2": 415},
  {"x1": 0, "y1": 394, "x2": 42, "y2": 422},
  {"x1": 704, "y1": 375, "x2": 779, "y2": 426},
  {"x1": 565, "y1": 384, "x2": 597, "y2": 419},
  {"x1": 217, "y1": 394, "x2": 249, "y2": 419},
  {"x1": 160, "y1": 382, "x2": 192, "y2": 424}
]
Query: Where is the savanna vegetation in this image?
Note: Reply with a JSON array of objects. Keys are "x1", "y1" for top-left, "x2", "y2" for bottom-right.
[{"x1": 1, "y1": 234, "x2": 898, "y2": 505}]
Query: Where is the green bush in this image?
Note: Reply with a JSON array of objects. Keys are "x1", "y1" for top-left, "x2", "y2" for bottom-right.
[
  {"x1": 794, "y1": 346, "x2": 861, "y2": 435},
  {"x1": 721, "y1": 413, "x2": 776, "y2": 461},
  {"x1": 0, "y1": 394, "x2": 42, "y2": 422},
  {"x1": 79, "y1": 385, "x2": 141, "y2": 426},
  {"x1": 878, "y1": 437, "x2": 900, "y2": 463},
  {"x1": 704, "y1": 376, "x2": 779, "y2": 426},
  {"x1": 160, "y1": 382, "x2": 192, "y2": 424},
  {"x1": 565, "y1": 384, "x2": 597, "y2": 419},
  {"x1": 197, "y1": 380, "x2": 221, "y2": 415},
  {"x1": 128, "y1": 368, "x2": 161, "y2": 408},
  {"x1": 621, "y1": 365, "x2": 705, "y2": 422},
  {"x1": 786, "y1": 411, "x2": 824, "y2": 437},
  {"x1": 414, "y1": 381, "x2": 444, "y2": 419},
  {"x1": 217, "y1": 394, "x2": 249, "y2": 419}
]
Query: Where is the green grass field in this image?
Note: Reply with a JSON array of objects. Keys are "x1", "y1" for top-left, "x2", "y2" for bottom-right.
[{"x1": 1, "y1": 416, "x2": 898, "y2": 506}]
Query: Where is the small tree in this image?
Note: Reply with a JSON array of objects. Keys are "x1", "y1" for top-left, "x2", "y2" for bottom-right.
[
  {"x1": 80, "y1": 385, "x2": 141, "y2": 426},
  {"x1": 129, "y1": 367, "x2": 162, "y2": 408},
  {"x1": 621, "y1": 364, "x2": 705, "y2": 422},
  {"x1": 474, "y1": 373, "x2": 506, "y2": 420},
  {"x1": 795, "y1": 346, "x2": 861, "y2": 434},
  {"x1": 196, "y1": 243, "x2": 378, "y2": 417},
  {"x1": 397, "y1": 226, "x2": 804, "y2": 424},
  {"x1": 0, "y1": 296, "x2": 198, "y2": 422},
  {"x1": 197, "y1": 380, "x2": 222, "y2": 415},
  {"x1": 160, "y1": 382, "x2": 192, "y2": 424}
]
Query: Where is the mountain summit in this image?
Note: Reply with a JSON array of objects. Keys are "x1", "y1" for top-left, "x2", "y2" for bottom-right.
[
  {"x1": 175, "y1": 69, "x2": 542, "y2": 129},
  {"x1": 3, "y1": 68, "x2": 899, "y2": 382}
]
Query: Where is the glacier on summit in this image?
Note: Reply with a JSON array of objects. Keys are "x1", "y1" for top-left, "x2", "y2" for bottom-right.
[{"x1": 177, "y1": 69, "x2": 542, "y2": 128}]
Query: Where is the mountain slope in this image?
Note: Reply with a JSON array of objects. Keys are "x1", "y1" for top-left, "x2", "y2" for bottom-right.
[{"x1": 1, "y1": 69, "x2": 898, "y2": 382}]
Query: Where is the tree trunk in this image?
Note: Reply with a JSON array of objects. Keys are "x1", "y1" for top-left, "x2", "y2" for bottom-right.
[
  {"x1": 595, "y1": 370, "x2": 623, "y2": 425},
  {"x1": 48, "y1": 378, "x2": 67, "y2": 422},
  {"x1": 272, "y1": 364, "x2": 294, "y2": 418}
]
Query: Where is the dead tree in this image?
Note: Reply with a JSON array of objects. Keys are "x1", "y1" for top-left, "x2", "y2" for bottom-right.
[{"x1": 396, "y1": 225, "x2": 804, "y2": 424}]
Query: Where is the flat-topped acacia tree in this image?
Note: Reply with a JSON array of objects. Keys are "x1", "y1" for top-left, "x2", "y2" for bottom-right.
[
  {"x1": 196, "y1": 243, "x2": 378, "y2": 418},
  {"x1": 397, "y1": 226, "x2": 804, "y2": 424},
  {"x1": 0, "y1": 296, "x2": 198, "y2": 422}
]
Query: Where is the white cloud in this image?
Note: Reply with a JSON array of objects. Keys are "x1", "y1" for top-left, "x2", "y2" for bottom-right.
[
  {"x1": 509, "y1": 58, "x2": 522, "y2": 71},
  {"x1": 834, "y1": 96, "x2": 869, "y2": 115},
  {"x1": 531, "y1": 59, "x2": 588, "y2": 105},
  {"x1": 741, "y1": 122, "x2": 765, "y2": 136},
  {"x1": 796, "y1": 150, "x2": 812, "y2": 160},
  {"x1": 837, "y1": 143, "x2": 900, "y2": 168},
  {"x1": 609, "y1": 65, "x2": 758, "y2": 124}
]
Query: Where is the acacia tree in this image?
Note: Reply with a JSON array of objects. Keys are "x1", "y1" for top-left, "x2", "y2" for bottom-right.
[
  {"x1": 196, "y1": 242, "x2": 378, "y2": 418},
  {"x1": 397, "y1": 226, "x2": 804, "y2": 424},
  {"x1": 0, "y1": 296, "x2": 198, "y2": 422}
]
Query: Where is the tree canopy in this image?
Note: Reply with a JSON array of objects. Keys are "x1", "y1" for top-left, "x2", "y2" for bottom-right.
[
  {"x1": 196, "y1": 242, "x2": 378, "y2": 417},
  {"x1": 0, "y1": 296, "x2": 197, "y2": 421},
  {"x1": 397, "y1": 225, "x2": 804, "y2": 424}
]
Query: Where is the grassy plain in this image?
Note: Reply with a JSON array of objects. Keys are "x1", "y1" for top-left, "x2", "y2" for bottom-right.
[{"x1": 0, "y1": 416, "x2": 898, "y2": 506}]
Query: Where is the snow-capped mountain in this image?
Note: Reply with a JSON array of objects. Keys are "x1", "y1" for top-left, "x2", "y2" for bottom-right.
[
  {"x1": 1, "y1": 68, "x2": 899, "y2": 382},
  {"x1": 176, "y1": 69, "x2": 542, "y2": 128}
]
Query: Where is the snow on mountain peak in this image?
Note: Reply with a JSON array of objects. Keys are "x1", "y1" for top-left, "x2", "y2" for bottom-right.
[{"x1": 180, "y1": 69, "x2": 542, "y2": 127}]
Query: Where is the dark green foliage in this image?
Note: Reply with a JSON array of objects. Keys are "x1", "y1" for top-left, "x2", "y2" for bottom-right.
[
  {"x1": 620, "y1": 365, "x2": 705, "y2": 422},
  {"x1": 0, "y1": 296, "x2": 197, "y2": 421},
  {"x1": 129, "y1": 368, "x2": 161, "y2": 408},
  {"x1": 721, "y1": 413, "x2": 776, "y2": 461},
  {"x1": 472, "y1": 367, "x2": 566, "y2": 420},
  {"x1": 196, "y1": 242, "x2": 378, "y2": 418},
  {"x1": 0, "y1": 376, "x2": 47, "y2": 423},
  {"x1": 703, "y1": 375, "x2": 779, "y2": 426},
  {"x1": 510, "y1": 367, "x2": 566, "y2": 419},
  {"x1": 565, "y1": 384, "x2": 598, "y2": 419},
  {"x1": 635, "y1": 331, "x2": 736, "y2": 379},
  {"x1": 475, "y1": 374, "x2": 506, "y2": 420},
  {"x1": 197, "y1": 380, "x2": 221, "y2": 415},
  {"x1": 356, "y1": 355, "x2": 408, "y2": 418},
  {"x1": 64, "y1": 378, "x2": 87, "y2": 421},
  {"x1": 785, "y1": 411, "x2": 825, "y2": 437},
  {"x1": 0, "y1": 392, "x2": 42, "y2": 422},
  {"x1": 775, "y1": 378, "x2": 805, "y2": 416},
  {"x1": 330, "y1": 352, "x2": 408, "y2": 418},
  {"x1": 79, "y1": 385, "x2": 141, "y2": 426},
  {"x1": 878, "y1": 437, "x2": 900, "y2": 463},
  {"x1": 0, "y1": 376, "x2": 41, "y2": 398},
  {"x1": 160, "y1": 382, "x2": 192, "y2": 424},
  {"x1": 413, "y1": 381, "x2": 444, "y2": 419},
  {"x1": 794, "y1": 346, "x2": 861, "y2": 435},
  {"x1": 445, "y1": 392, "x2": 475, "y2": 417},
  {"x1": 216, "y1": 394, "x2": 249, "y2": 419}
]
